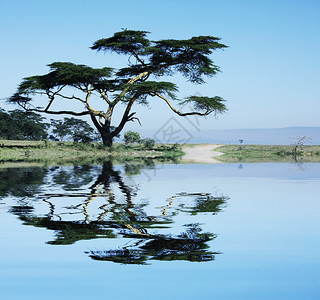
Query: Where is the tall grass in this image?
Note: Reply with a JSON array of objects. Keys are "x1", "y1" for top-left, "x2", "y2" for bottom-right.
[
  {"x1": 217, "y1": 144, "x2": 320, "y2": 163},
  {"x1": 0, "y1": 140, "x2": 184, "y2": 164}
]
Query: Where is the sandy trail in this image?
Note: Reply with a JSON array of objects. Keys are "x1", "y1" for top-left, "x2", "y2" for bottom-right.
[{"x1": 182, "y1": 144, "x2": 224, "y2": 164}]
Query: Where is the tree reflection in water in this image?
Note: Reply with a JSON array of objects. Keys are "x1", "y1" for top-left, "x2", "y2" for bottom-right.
[{"x1": 1, "y1": 161, "x2": 229, "y2": 264}]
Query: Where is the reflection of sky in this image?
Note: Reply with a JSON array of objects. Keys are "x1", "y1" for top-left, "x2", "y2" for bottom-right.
[
  {"x1": 0, "y1": 163, "x2": 320, "y2": 299},
  {"x1": 133, "y1": 162, "x2": 320, "y2": 182}
]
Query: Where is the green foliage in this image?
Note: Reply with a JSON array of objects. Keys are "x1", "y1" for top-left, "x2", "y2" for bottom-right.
[
  {"x1": 64, "y1": 117, "x2": 95, "y2": 143},
  {"x1": 0, "y1": 109, "x2": 12, "y2": 140},
  {"x1": 123, "y1": 81, "x2": 178, "y2": 103},
  {"x1": 50, "y1": 117, "x2": 96, "y2": 143},
  {"x1": 124, "y1": 131, "x2": 141, "y2": 144},
  {"x1": 50, "y1": 119, "x2": 70, "y2": 141},
  {"x1": 181, "y1": 96, "x2": 227, "y2": 114},
  {"x1": 13, "y1": 63, "x2": 113, "y2": 95},
  {"x1": 148, "y1": 36, "x2": 226, "y2": 83},
  {"x1": 91, "y1": 29, "x2": 151, "y2": 56},
  {"x1": 10, "y1": 110, "x2": 48, "y2": 140},
  {"x1": 0, "y1": 109, "x2": 48, "y2": 140},
  {"x1": 92, "y1": 30, "x2": 227, "y2": 84},
  {"x1": 141, "y1": 138, "x2": 155, "y2": 149}
]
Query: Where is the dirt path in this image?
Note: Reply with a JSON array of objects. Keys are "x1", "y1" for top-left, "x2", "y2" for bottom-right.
[{"x1": 182, "y1": 144, "x2": 224, "y2": 164}]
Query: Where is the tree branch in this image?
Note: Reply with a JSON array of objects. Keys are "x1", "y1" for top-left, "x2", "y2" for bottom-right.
[
  {"x1": 55, "y1": 93, "x2": 86, "y2": 103},
  {"x1": 113, "y1": 71, "x2": 149, "y2": 105},
  {"x1": 131, "y1": 50, "x2": 146, "y2": 66},
  {"x1": 23, "y1": 106, "x2": 90, "y2": 116},
  {"x1": 155, "y1": 92, "x2": 210, "y2": 116},
  {"x1": 44, "y1": 95, "x2": 55, "y2": 111},
  {"x1": 100, "y1": 91, "x2": 111, "y2": 105},
  {"x1": 90, "y1": 113, "x2": 102, "y2": 131},
  {"x1": 112, "y1": 95, "x2": 140, "y2": 137},
  {"x1": 75, "y1": 83, "x2": 87, "y2": 92},
  {"x1": 127, "y1": 112, "x2": 141, "y2": 125},
  {"x1": 44, "y1": 85, "x2": 68, "y2": 111},
  {"x1": 43, "y1": 85, "x2": 84, "y2": 112},
  {"x1": 83, "y1": 87, "x2": 106, "y2": 123}
]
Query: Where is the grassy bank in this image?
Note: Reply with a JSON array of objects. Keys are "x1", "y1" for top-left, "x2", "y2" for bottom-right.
[
  {"x1": 217, "y1": 144, "x2": 320, "y2": 163},
  {"x1": 2, "y1": 140, "x2": 320, "y2": 165},
  {"x1": 0, "y1": 140, "x2": 184, "y2": 165}
]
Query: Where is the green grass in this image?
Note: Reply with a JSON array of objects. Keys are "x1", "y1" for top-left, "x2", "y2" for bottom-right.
[
  {"x1": 2, "y1": 140, "x2": 319, "y2": 165},
  {"x1": 0, "y1": 139, "x2": 48, "y2": 147},
  {"x1": 0, "y1": 140, "x2": 184, "y2": 164},
  {"x1": 217, "y1": 144, "x2": 320, "y2": 163}
]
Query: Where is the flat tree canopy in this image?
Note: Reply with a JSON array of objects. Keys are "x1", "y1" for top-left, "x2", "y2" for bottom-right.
[{"x1": 9, "y1": 29, "x2": 228, "y2": 146}]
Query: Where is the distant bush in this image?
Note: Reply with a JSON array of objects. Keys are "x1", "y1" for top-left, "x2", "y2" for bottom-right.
[
  {"x1": 124, "y1": 131, "x2": 140, "y2": 145},
  {"x1": 141, "y1": 138, "x2": 155, "y2": 149}
]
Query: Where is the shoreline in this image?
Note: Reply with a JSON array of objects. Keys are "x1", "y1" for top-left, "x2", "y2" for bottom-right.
[{"x1": 1, "y1": 141, "x2": 320, "y2": 165}]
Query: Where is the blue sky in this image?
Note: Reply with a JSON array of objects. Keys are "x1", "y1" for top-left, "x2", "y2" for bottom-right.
[{"x1": 1, "y1": 0, "x2": 319, "y2": 132}]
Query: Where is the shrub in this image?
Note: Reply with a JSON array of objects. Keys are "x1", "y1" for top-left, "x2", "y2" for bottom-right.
[
  {"x1": 124, "y1": 131, "x2": 140, "y2": 145},
  {"x1": 142, "y1": 138, "x2": 155, "y2": 149}
]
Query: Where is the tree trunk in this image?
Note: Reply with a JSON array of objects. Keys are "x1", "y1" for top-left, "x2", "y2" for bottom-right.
[
  {"x1": 90, "y1": 114, "x2": 114, "y2": 147},
  {"x1": 100, "y1": 129, "x2": 114, "y2": 147}
]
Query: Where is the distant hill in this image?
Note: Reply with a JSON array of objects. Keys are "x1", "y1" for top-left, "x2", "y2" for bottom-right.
[{"x1": 135, "y1": 127, "x2": 320, "y2": 145}]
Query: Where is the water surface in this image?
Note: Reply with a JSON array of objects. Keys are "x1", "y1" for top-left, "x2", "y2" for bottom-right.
[{"x1": 0, "y1": 161, "x2": 319, "y2": 299}]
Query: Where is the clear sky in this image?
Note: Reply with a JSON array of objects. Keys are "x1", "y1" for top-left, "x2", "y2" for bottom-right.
[{"x1": 1, "y1": 0, "x2": 319, "y2": 132}]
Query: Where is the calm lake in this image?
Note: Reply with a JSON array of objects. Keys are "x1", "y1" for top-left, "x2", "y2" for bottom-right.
[{"x1": 0, "y1": 161, "x2": 319, "y2": 299}]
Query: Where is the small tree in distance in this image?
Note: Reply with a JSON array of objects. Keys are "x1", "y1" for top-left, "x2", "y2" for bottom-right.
[
  {"x1": 124, "y1": 131, "x2": 140, "y2": 145},
  {"x1": 64, "y1": 118, "x2": 95, "y2": 143},
  {"x1": 50, "y1": 117, "x2": 96, "y2": 143},
  {"x1": 50, "y1": 119, "x2": 70, "y2": 142},
  {"x1": 9, "y1": 29, "x2": 228, "y2": 146},
  {"x1": 291, "y1": 136, "x2": 311, "y2": 159}
]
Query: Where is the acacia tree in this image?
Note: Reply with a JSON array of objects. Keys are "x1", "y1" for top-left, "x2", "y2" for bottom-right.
[{"x1": 9, "y1": 29, "x2": 228, "y2": 146}]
